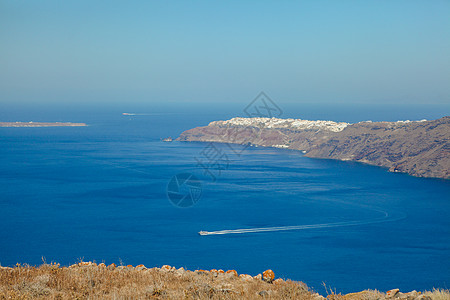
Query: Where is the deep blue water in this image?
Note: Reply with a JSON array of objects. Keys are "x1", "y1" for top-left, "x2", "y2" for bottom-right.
[{"x1": 0, "y1": 103, "x2": 449, "y2": 294}]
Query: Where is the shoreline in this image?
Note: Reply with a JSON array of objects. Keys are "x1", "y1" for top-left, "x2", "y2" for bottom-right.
[{"x1": 177, "y1": 116, "x2": 450, "y2": 180}]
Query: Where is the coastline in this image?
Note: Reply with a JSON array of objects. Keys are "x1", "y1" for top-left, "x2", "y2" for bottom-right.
[{"x1": 177, "y1": 116, "x2": 450, "y2": 180}]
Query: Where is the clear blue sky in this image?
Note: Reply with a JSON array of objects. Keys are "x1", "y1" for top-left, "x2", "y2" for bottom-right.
[{"x1": 1, "y1": 0, "x2": 449, "y2": 105}]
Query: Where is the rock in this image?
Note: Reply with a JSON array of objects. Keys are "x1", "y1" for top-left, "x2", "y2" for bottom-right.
[
  {"x1": 239, "y1": 274, "x2": 253, "y2": 281},
  {"x1": 254, "y1": 273, "x2": 262, "y2": 280},
  {"x1": 217, "y1": 269, "x2": 225, "y2": 274},
  {"x1": 98, "y1": 263, "x2": 106, "y2": 268},
  {"x1": 403, "y1": 290, "x2": 420, "y2": 299},
  {"x1": 263, "y1": 269, "x2": 275, "y2": 283},
  {"x1": 259, "y1": 290, "x2": 269, "y2": 297},
  {"x1": 107, "y1": 263, "x2": 116, "y2": 270},
  {"x1": 160, "y1": 265, "x2": 172, "y2": 272},
  {"x1": 312, "y1": 292, "x2": 325, "y2": 300},
  {"x1": 126, "y1": 265, "x2": 133, "y2": 269},
  {"x1": 386, "y1": 289, "x2": 400, "y2": 298},
  {"x1": 273, "y1": 278, "x2": 284, "y2": 285},
  {"x1": 393, "y1": 290, "x2": 421, "y2": 300},
  {"x1": 195, "y1": 269, "x2": 209, "y2": 275},
  {"x1": 225, "y1": 270, "x2": 238, "y2": 277},
  {"x1": 135, "y1": 264, "x2": 146, "y2": 270}
]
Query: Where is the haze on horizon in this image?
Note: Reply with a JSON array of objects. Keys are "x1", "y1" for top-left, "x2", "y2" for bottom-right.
[{"x1": 1, "y1": 1, "x2": 450, "y2": 106}]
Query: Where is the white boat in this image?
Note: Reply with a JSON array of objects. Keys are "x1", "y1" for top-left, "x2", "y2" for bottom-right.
[{"x1": 198, "y1": 231, "x2": 208, "y2": 236}]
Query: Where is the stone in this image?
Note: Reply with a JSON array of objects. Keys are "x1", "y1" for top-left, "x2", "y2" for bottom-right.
[
  {"x1": 403, "y1": 290, "x2": 419, "y2": 299},
  {"x1": 195, "y1": 269, "x2": 209, "y2": 275},
  {"x1": 209, "y1": 269, "x2": 219, "y2": 277},
  {"x1": 239, "y1": 274, "x2": 253, "y2": 281},
  {"x1": 161, "y1": 265, "x2": 172, "y2": 272},
  {"x1": 253, "y1": 273, "x2": 262, "y2": 280},
  {"x1": 273, "y1": 278, "x2": 284, "y2": 285},
  {"x1": 135, "y1": 264, "x2": 146, "y2": 270},
  {"x1": 386, "y1": 289, "x2": 399, "y2": 298},
  {"x1": 225, "y1": 270, "x2": 238, "y2": 277},
  {"x1": 312, "y1": 292, "x2": 325, "y2": 300},
  {"x1": 263, "y1": 269, "x2": 275, "y2": 283},
  {"x1": 107, "y1": 263, "x2": 116, "y2": 270}
]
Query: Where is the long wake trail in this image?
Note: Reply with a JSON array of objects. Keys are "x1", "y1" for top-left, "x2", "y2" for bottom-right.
[{"x1": 199, "y1": 210, "x2": 404, "y2": 236}]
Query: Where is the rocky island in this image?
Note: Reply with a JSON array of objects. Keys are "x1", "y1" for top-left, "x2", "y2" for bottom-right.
[
  {"x1": 177, "y1": 116, "x2": 450, "y2": 180},
  {"x1": 0, "y1": 122, "x2": 87, "y2": 127}
]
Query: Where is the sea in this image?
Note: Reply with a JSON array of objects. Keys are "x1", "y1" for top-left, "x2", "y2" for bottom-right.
[{"x1": 0, "y1": 101, "x2": 449, "y2": 294}]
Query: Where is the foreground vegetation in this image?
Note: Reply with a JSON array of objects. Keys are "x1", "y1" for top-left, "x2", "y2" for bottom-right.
[{"x1": 0, "y1": 262, "x2": 448, "y2": 299}]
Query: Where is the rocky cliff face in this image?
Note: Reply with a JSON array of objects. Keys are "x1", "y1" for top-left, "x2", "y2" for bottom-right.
[{"x1": 177, "y1": 116, "x2": 450, "y2": 180}]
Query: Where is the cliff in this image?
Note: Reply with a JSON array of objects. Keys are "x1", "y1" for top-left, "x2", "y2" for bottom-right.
[{"x1": 177, "y1": 116, "x2": 450, "y2": 180}]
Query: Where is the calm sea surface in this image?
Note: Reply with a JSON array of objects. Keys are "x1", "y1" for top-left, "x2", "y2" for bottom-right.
[{"x1": 0, "y1": 103, "x2": 449, "y2": 294}]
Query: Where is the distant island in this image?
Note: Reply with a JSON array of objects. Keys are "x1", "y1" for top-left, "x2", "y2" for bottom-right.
[
  {"x1": 177, "y1": 116, "x2": 450, "y2": 180},
  {"x1": 0, "y1": 122, "x2": 87, "y2": 127}
]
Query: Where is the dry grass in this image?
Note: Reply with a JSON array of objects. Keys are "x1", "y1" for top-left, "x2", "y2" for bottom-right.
[
  {"x1": 0, "y1": 262, "x2": 315, "y2": 299},
  {"x1": 1, "y1": 263, "x2": 448, "y2": 300},
  {"x1": 423, "y1": 289, "x2": 450, "y2": 300}
]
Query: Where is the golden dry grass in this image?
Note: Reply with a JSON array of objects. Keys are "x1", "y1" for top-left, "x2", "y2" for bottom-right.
[
  {"x1": 423, "y1": 289, "x2": 450, "y2": 300},
  {"x1": 0, "y1": 262, "x2": 315, "y2": 299},
  {"x1": 0, "y1": 262, "x2": 448, "y2": 300}
]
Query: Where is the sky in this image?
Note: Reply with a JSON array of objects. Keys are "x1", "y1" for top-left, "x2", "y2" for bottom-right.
[{"x1": 1, "y1": 0, "x2": 450, "y2": 106}]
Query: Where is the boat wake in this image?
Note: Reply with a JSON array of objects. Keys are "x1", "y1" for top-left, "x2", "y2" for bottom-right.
[{"x1": 199, "y1": 210, "x2": 404, "y2": 236}]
